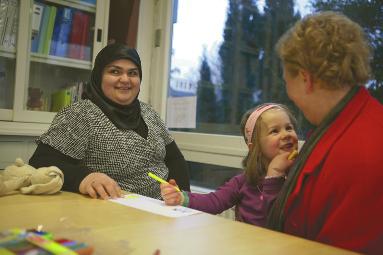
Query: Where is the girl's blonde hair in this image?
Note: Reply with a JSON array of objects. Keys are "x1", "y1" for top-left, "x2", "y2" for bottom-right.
[
  {"x1": 276, "y1": 11, "x2": 371, "y2": 89},
  {"x1": 240, "y1": 104, "x2": 297, "y2": 186}
]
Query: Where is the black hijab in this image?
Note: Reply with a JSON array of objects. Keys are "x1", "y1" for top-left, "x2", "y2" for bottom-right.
[{"x1": 84, "y1": 43, "x2": 145, "y2": 131}]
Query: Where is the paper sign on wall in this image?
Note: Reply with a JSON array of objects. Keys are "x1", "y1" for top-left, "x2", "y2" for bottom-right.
[{"x1": 166, "y1": 96, "x2": 196, "y2": 128}]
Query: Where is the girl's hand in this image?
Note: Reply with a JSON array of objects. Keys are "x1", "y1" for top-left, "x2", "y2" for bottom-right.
[
  {"x1": 160, "y1": 179, "x2": 183, "y2": 205},
  {"x1": 267, "y1": 151, "x2": 296, "y2": 177}
]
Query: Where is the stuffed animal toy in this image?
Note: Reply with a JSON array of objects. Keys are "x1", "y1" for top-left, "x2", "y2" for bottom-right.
[
  {"x1": 27, "y1": 87, "x2": 44, "y2": 111},
  {"x1": 0, "y1": 158, "x2": 64, "y2": 196}
]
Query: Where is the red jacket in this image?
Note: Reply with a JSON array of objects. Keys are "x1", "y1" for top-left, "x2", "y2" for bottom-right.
[{"x1": 284, "y1": 87, "x2": 383, "y2": 254}]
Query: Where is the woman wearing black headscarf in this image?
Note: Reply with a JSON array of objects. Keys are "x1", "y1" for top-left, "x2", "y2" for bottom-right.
[{"x1": 29, "y1": 43, "x2": 190, "y2": 199}]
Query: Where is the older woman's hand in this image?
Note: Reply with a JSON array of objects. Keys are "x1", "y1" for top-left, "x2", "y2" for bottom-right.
[{"x1": 79, "y1": 172, "x2": 122, "y2": 199}]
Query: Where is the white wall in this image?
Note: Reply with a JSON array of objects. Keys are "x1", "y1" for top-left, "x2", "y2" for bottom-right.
[{"x1": 0, "y1": 136, "x2": 37, "y2": 169}]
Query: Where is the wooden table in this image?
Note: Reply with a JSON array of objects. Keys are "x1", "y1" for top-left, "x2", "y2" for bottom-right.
[{"x1": 0, "y1": 192, "x2": 357, "y2": 255}]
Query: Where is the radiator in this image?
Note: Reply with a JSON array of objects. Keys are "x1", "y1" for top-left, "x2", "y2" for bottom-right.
[
  {"x1": 191, "y1": 185, "x2": 235, "y2": 221},
  {"x1": 218, "y1": 207, "x2": 235, "y2": 220}
]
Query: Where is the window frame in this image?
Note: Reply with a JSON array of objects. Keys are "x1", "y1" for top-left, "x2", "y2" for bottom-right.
[{"x1": 137, "y1": 0, "x2": 247, "y2": 169}]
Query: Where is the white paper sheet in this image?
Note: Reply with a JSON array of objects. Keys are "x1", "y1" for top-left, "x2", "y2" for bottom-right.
[{"x1": 109, "y1": 194, "x2": 202, "y2": 218}]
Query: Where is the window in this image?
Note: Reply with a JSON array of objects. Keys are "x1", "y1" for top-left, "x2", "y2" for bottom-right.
[
  {"x1": 167, "y1": 0, "x2": 313, "y2": 138},
  {"x1": 188, "y1": 161, "x2": 242, "y2": 190},
  {"x1": 167, "y1": 0, "x2": 382, "y2": 136}
]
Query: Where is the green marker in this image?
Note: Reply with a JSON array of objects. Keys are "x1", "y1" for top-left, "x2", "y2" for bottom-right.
[
  {"x1": 148, "y1": 172, "x2": 181, "y2": 192},
  {"x1": 26, "y1": 233, "x2": 77, "y2": 255}
]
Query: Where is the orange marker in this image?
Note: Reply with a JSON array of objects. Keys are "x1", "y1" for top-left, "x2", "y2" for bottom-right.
[{"x1": 288, "y1": 150, "x2": 298, "y2": 160}]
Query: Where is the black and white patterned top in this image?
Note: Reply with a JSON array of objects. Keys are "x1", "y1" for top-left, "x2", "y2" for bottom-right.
[{"x1": 38, "y1": 99, "x2": 173, "y2": 199}]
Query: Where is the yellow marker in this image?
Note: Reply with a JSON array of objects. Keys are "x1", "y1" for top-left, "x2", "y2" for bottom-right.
[{"x1": 148, "y1": 172, "x2": 181, "y2": 192}]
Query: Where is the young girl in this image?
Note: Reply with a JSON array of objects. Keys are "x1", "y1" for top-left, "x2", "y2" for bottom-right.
[{"x1": 160, "y1": 103, "x2": 299, "y2": 227}]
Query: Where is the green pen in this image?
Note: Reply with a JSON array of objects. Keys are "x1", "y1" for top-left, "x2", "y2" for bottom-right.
[{"x1": 148, "y1": 172, "x2": 181, "y2": 192}]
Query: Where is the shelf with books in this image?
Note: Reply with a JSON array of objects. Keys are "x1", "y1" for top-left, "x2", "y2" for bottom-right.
[
  {"x1": 0, "y1": 0, "x2": 18, "y2": 120},
  {"x1": 21, "y1": 0, "x2": 105, "y2": 123},
  {"x1": 0, "y1": 0, "x2": 110, "y2": 128},
  {"x1": 0, "y1": 0, "x2": 19, "y2": 52},
  {"x1": 27, "y1": 60, "x2": 90, "y2": 113},
  {"x1": 31, "y1": 1, "x2": 95, "y2": 62},
  {"x1": 46, "y1": 0, "x2": 96, "y2": 13},
  {"x1": 51, "y1": 81, "x2": 85, "y2": 112},
  {"x1": 30, "y1": 52, "x2": 92, "y2": 70}
]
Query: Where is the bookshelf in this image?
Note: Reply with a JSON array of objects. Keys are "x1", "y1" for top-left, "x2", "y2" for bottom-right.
[{"x1": 0, "y1": 0, "x2": 109, "y2": 124}]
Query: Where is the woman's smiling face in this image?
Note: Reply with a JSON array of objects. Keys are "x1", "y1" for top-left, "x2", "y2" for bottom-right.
[{"x1": 101, "y1": 59, "x2": 141, "y2": 106}]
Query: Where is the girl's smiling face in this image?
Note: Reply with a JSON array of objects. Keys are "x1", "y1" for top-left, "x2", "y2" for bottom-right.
[
  {"x1": 101, "y1": 59, "x2": 141, "y2": 106},
  {"x1": 259, "y1": 108, "x2": 298, "y2": 162}
]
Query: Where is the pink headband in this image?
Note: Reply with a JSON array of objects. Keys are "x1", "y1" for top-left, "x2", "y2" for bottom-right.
[{"x1": 245, "y1": 104, "x2": 282, "y2": 144}]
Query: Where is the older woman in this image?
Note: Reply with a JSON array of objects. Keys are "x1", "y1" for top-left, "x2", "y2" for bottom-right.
[
  {"x1": 29, "y1": 43, "x2": 190, "y2": 200},
  {"x1": 268, "y1": 12, "x2": 383, "y2": 254}
]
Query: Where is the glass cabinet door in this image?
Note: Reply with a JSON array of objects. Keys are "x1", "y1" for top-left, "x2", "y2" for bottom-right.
[
  {"x1": 0, "y1": 0, "x2": 19, "y2": 120},
  {"x1": 26, "y1": 0, "x2": 96, "y2": 113}
]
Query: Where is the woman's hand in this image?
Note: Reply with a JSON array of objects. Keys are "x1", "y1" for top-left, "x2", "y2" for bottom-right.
[
  {"x1": 160, "y1": 179, "x2": 183, "y2": 205},
  {"x1": 79, "y1": 172, "x2": 122, "y2": 199},
  {"x1": 267, "y1": 151, "x2": 296, "y2": 178}
]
